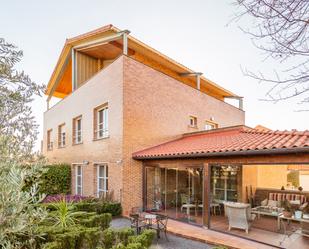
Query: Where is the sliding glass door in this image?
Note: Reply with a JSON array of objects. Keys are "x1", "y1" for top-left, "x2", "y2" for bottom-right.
[{"x1": 145, "y1": 165, "x2": 204, "y2": 225}]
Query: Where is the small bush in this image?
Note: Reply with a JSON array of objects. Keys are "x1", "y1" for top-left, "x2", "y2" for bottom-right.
[
  {"x1": 40, "y1": 164, "x2": 71, "y2": 195},
  {"x1": 75, "y1": 201, "x2": 122, "y2": 216},
  {"x1": 128, "y1": 230, "x2": 155, "y2": 248},
  {"x1": 42, "y1": 241, "x2": 62, "y2": 249},
  {"x1": 116, "y1": 228, "x2": 135, "y2": 246},
  {"x1": 80, "y1": 213, "x2": 112, "y2": 230},
  {"x1": 102, "y1": 228, "x2": 116, "y2": 249}
]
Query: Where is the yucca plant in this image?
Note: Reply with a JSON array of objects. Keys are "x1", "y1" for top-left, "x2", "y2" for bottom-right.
[{"x1": 49, "y1": 197, "x2": 85, "y2": 228}]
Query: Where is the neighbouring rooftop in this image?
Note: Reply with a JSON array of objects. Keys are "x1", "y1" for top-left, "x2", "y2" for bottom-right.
[{"x1": 132, "y1": 125, "x2": 309, "y2": 159}]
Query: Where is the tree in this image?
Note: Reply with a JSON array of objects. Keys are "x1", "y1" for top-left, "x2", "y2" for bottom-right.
[
  {"x1": 234, "y1": 0, "x2": 309, "y2": 107},
  {"x1": 0, "y1": 38, "x2": 47, "y2": 249},
  {"x1": 0, "y1": 38, "x2": 45, "y2": 160}
]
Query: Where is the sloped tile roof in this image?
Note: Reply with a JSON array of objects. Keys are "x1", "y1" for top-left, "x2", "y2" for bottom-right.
[{"x1": 132, "y1": 126, "x2": 309, "y2": 159}]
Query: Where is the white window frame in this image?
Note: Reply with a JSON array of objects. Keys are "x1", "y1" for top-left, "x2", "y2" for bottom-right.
[
  {"x1": 75, "y1": 165, "x2": 83, "y2": 195},
  {"x1": 97, "y1": 164, "x2": 108, "y2": 197},
  {"x1": 204, "y1": 121, "x2": 217, "y2": 131},
  {"x1": 75, "y1": 117, "x2": 82, "y2": 144},
  {"x1": 97, "y1": 106, "x2": 108, "y2": 139},
  {"x1": 59, "y1": 124, "x2": 66, "y2": 148},
  {"x1": 47, "y1": 129, "x2": 53, "y2": 151}
]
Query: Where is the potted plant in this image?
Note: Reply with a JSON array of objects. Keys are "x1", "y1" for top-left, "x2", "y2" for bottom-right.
[{"x1": 281, "y1": 199, "x2": 293, "y2": 217}]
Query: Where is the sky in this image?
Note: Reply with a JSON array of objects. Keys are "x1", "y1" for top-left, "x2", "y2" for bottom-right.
[{"x1": 1, "y1": 0, "x2": 308, "y2": 150}]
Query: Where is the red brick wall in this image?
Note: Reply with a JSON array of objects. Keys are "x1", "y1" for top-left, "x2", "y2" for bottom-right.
[{"x1": 121, "y1": 56, "x2": 245, "y2": 214}]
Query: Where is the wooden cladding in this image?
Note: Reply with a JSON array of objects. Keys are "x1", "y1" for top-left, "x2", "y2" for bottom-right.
[{"x1": 76, "y1": 52, "x2": 99, "y2": 88}]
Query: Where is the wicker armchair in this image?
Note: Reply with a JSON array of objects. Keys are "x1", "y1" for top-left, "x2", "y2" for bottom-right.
[{"x1": 224, "y1": 202, "x2": 256, "y2": 234}]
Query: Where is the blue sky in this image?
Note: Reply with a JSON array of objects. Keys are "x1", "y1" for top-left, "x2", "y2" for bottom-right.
[{"x1": 1, "y1": 0, "x2": 308, "y2": 150}]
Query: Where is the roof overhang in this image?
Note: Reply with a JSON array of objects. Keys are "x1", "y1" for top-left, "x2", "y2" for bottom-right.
[
  {"x1": 45, "y1": 24, "x2": 240, "y2": 100},
  {"x1": 133, "y1": 147, "x2": 309, "y2": 160}
]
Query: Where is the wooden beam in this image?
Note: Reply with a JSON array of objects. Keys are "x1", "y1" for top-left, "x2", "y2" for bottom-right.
[{"x1": 109, "y1": 41, "x2": 135, "y2": 56}]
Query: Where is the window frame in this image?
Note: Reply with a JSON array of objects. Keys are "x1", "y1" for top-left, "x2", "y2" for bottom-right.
[
  {"x1": 75, "y1": 165, "x2": 83, "y2": 195},
  {"x1": 97, "y1": 164, "x2": 108, "y2": 197},
  {"x1": 189, "y1": 115, "x2": 198, "y2": 128},
  {"x1": 204, "y1": 120, "x2": 218, "y2": 131},
  {"x1": 47, "y1": 129, "x2": 53, "y2": 151},
  {"x1": 94, "y1": 104, "x2": 109, "y2": 140},
  {"x1": 73, "y1": 116, "x2": 82, "y2": 145},
  {"x1": 58, "y1": 123, "x2": 66, "y2": 148}
]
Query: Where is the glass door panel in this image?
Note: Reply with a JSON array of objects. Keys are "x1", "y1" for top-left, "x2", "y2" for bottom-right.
[{"x1": 165, "y1": 168, "x2": 177, "y2": 219}]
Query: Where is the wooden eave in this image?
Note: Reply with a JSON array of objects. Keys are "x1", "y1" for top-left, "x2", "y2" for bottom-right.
[{"x1": 45, "y1": 24, "x2": 238, "y2": 100}]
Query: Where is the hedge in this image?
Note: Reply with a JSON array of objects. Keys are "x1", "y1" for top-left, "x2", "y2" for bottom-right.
[
  {"x1": 41, "y1": 227, "x2": 154, "y2": 249},
  {"x1": 74, "y1": 201, "x2": 122, "y2": 216},
  {"x1": 40, "y1": 164, "x2": 71, "y2": 195}
]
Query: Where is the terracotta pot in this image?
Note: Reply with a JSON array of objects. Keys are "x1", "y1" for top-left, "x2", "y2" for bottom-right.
[{"x1": 283, "y1": 211, "x2": 292, "y2": 218}]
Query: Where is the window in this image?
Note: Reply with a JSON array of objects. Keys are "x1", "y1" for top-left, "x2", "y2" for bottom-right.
[
  {"x1": 58, "y1": 124, "x2": 66, "y2": 148},
  {"x1": 47, "y1": 129, "x2": 53, "y2": 151},
  {"x1": 204, "y1": 121, "x2": 218, "y2": 131},
  {"x1": 73, "y1": 116, "x2": 82, "y2": 144},
  {"x1": 97, "y1": 164, "x2": 108, "y2": 197},
  {"x1": 94, "y1": 104, "x2": 108, "y2": 139},
  {"x1": 76, "y1": 165, "x2": 83, "y2": 195},
  {"x1": 189, "y1": 116, "x2": 197, "y2": 127}
]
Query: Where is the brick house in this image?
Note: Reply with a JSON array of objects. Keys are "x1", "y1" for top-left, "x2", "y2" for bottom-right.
[
  {"x1": 43, "y1": 24, "x2": 244, "y2": 214},
  {"x1": 43, "y1": 25, "x2": 309, "y2": 247}
]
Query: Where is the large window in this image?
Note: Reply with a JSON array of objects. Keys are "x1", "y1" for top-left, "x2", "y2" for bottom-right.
[
  {"x1": 76, "y1": 165, "x2": 83, "y2": 195},
  {"x1": 97, "y1": 164, "x2": 108, "y2": 197},
  {"x1": 58, "y1": 124, "x2": 66, "y2": 148},
  {"x1": 73, "y1": 116, "x2": 82, "y2": 144},
  {"x1": 94, "y1": 104, "x2": 108, "y2": 139},
  {"x1": 145, "y1": 166, "x2": 204, "y2": 225},
  {"x1": 210, "y1": 165, "x2": 241, "y2": 203}
]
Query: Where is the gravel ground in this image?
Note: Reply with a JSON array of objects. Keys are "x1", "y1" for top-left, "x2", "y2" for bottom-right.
[{"x1": 111, "y1": 218, "x2": 214, "y2": 249}]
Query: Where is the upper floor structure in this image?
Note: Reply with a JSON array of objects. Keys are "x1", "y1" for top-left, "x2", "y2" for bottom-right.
[{"x1": 43, "y1": 25, "x2": 245, "y2": 206}]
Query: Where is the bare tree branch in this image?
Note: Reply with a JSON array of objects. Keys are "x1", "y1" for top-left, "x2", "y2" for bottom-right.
[{"x1": 234, "y1": 0, "x2": 309, "y2": 108}]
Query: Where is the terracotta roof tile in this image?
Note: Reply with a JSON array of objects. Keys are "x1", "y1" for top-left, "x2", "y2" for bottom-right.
[{"x1": 133, "y1": 125, "x2": 309, "y2": 159}]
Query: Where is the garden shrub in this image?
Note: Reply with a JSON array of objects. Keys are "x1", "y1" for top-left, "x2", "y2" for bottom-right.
[
  {"x1": 40, "y1": 164, "x2": 71, "y2": 195},
  {"x1": 42, "y1": 241, "x2": 62, "y2": 249},
  {"x1": 128, "y1": 230, "x2": 155, "y2": 248},
  {"x1": 116, "y1": 228, "x2": 135, "y2": 246},
  {"x1": 80, "y1": 213, "x2": 112, "y2": 229},
  {"x1": 75, "y1": 201, "x2": 122, "y2": 216},
  {"x1": 102, "y1": 228, "x2": 116, "y2": 249}
]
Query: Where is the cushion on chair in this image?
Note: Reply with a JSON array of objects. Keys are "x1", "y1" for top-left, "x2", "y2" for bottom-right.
[
  {"x1": 267, "y1": 200, "x2": 278, "y2": 207},
  {"x1": 261, "y1": 199, "x2": 268, "y2": 206}
]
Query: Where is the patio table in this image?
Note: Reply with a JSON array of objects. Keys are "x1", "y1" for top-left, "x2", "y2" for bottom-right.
[{"x1": 277, "y1": 214, "x2": 309, "y2": 236}]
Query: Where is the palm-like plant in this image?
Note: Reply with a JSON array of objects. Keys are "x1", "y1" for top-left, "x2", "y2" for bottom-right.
[{"x1": 49, "y1": 198, "x2": 85, "y2": 228}]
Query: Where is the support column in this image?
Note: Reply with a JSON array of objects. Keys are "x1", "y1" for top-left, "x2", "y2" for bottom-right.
[
  {"x1": 71, "y1": 48, "x2": 76, "y2": 91},
  {"x1": 203, "y1": 163, "x2": 210, "y2": 228},
  {"x1": 122, "y1": 30, "x2": 130, "y2": 56},
  {"x1": 196, "y1": 74, "x2": 201, "y2": 90},
  {"x1": 46, "y1": 98, "x2": 50, "y2": 110},
  {"x1": 239, "y1": 97, "x2": 244, "y2": 110}
]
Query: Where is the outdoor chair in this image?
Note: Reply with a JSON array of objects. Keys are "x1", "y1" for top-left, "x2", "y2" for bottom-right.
[
  {"x1": 129, "y1": 213, "x2": 148, "y2": 234},
  {"x1": 150, "y1": 214, "x2": 169, "y2": 240},
  {"x1": 180, "y1": 194, "x2": 195, "y2": 214},
  {"x1": 130, "y1": 206, "x2": 143, "y2": 216},
  {"x1": 224, "y1": 202, "x2": 256, "y2": 234}
]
